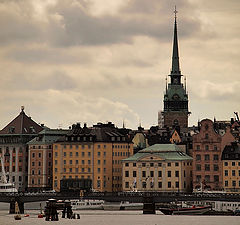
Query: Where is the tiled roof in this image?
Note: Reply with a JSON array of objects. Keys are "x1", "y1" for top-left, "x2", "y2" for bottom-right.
[{"x1": 0, "y1": 108, "x2": 43, "y2": 135}]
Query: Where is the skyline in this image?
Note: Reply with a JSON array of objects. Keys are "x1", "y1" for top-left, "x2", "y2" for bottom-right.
[{"x1": 0, "y1": 0, "x2": 239, "y2": 130}]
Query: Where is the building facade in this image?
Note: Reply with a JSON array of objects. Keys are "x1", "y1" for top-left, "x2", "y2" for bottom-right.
[
  {"x1": 160, "y1": 12, "x2": 190, "y2": 129},
  {"x1": 192, "y1": 119, "x2": 236, "y2": 191},
  {"x1": 122, "y1": 144, "x2": 192, "y2": 192},
  {"x1": 222, "y1": 142, "x2": 240, "y2": 192},
  {"x1": 27, "y1": 128, "x2": 69, "y2": 191},
  {"x1": 53, "y1": 122, "x2": 133, "y2": 192},
  {"x1": 0, "y1": 107, "x2": 43, "y2": 191}
]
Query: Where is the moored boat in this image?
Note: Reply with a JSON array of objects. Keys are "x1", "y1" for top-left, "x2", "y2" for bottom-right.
[{"x1": 159, "y1": 205, "x2": 212, "y2": 215}]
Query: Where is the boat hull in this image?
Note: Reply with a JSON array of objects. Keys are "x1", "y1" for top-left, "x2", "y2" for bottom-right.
[{"x1": 160, "y1": 206, "x2": 211, "y2": 215}]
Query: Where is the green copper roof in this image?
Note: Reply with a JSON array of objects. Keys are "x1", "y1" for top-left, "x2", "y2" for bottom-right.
[
  {"x1": 27, "y1": 128, "x2": 69, "y2": 145},
  {"x1": 123, "y1": 144, "x2": 192, "y2": 161}
]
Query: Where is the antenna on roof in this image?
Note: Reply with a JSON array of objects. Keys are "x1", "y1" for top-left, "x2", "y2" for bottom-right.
[{"x1": 21, "y1": 106, "x2": 24, "y2": 112}]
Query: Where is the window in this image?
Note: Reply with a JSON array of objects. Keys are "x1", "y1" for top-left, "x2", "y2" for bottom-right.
[
  {"x1": 88, "y1": 152, "x2": 91, "y2": 157},
  {"x1": 196, "y1": 145, "x2": 200, "y2": 150},
  {"x1": 214, "y1": 145, "x2": 217, "y2": 151},
  {"x1": 125, "y1": 182, "x2": 129, "y2": 188},
  {"x1": 168, "y1": 171, "x2": 171, "y2": 177},
  {"x1": 224, "y1": 170, "x2": 228, "y2": 176},
  {"x1": 232, "y1": 180, "x2": 236, "y2": 187},
  {"x1": 150, "y1": 171, "x2": 154, "y2": 177},
  {"x1": 167, "y1": 163, "x2": 171, "y2": 167},
  {"x1": 158, "y1": 182, "x2": 162, "y2": 188},
  {"x1": 168, "y1": 182, "x2": 171, "y2": 188},
  {"x1": 63, "y1": 160, "x2": 66, "y2": 165},
  {"x1": 196, "y1": 164, "x2": 201, "y2": 171},
  {"x1": 38, "y1": 153, "x2": 41, "y2": 157},
  {"x1": 64, "y1": 152, "x2": 66, "y2": 157},
  {"x1": 225, "y1": 181, "x2": 228, "y2": 187},
  {"x1": 142, "y1": 163, "x2": 146, "y2": 167},
  {"x1": 32, "y1": 162, "x2": 35, "y2": 166},
  {"x1": 175, "y1": 171, "x2": 179, "y2": 177},
  {"x1": 88, "y1": 160, "x2": 91, "y2": 165},
  {"x1": 55, "y1": 168, "x2": 57, "y2": 172},
  {"x1": 125, "y1": 163, "x2": 129, "y2": 167},
  {"x1": 158, "y1": 163, "x2": 162, "y2": 166},
  {"x1": 142, "y1": 182, "x2": 146, "y2": 188},
  {"x1": 133, "y1": 163, "x2": 136, "y2": 167},
  {"x1": 175, "y1": 182, "x2": 179, "y2": 188},
  {"x1": 232, "y1": 170, "x2": 236, "y2": 176},
  {"x1": 70, "y1": 160, "x2": 72, "y2": 165},
  {"x1": 125, "y1": 171, "x2": 129, "y2": 177},
  {"x1": 69, "y1": 168, "x2": 72, "y2": 173},
  {"x1": 214, "y1": 164, "x2": 219, "y2": 171},
  {"x1": 55, "y1": 160, "x2": 58, "y2": 165},
  {"x1": 82, "y1": 152, "x2": 85, "y2": 157},
  {"x1": 196, "y1": 155, "x2": 201, "y2": 161},
  {"x1": 158, "y1": 171, "x2": 162, "y2": 177},
  {"x1": 205, "y1": 154, "x2": 210, "y2": 161},
  {"x1": 82, "y1": 160, "x2": 85, "y2": 164},
  {"x1": 196, "y1": 175, "x2": 201, "y2": 182},
  {"x1": 97, "y1": 168, "x2": 101, "y2": 173},
  {"x1": 224, "y1": 162, "x2": 228, "y2": 166},
  {"x1": 142, "y1": 171, "x2": 146, "y2": 177},
  {"x1": 205, "y1": 145, "x2": 209, "y2": 150},
  {"x1": 133, "y1": 171, "x2": 137, "y2": 177},
  {"x1": 150, "y1": 163, "x2": 154, "y2": 167},
  {"x1": 205, "y1": 164, "x2": 210, "y2": 171},
  {"x1": 32, "y1": 153, "x2": 35, "y2": 158},
  {"x1": 213, "y1": 155, "x2": 218, "y2": 161},
  {"x1": 205, "y1": 175, "x2": 210, "y2": 182},
  {"x1": 175, "y1": 162, "x2": 179, "y2": 167},
  {"x1": 70, "y1": 152, "x2": 72, "y2": 157},
  {"x1": 98, "y1": 152, "x2": 101, "y2": 157},
  {"x1": 232, "y1": 162, "x2": 236, "y2": 166},
  {"x1": 214, "y1": 175, "x2": 219, "y2": 182},
  {"x1": 76, "y1": 160, "x2": 78, "y2": 164},
  {"x1": 55, "y1": 152, "x2": 58, "y2": 157},
  {"x1": 98, "y1": 160, "x2": 101, "y2": 165},
  {"x1": 205, "y1": 133, "x2": 209, "y2": 139}
]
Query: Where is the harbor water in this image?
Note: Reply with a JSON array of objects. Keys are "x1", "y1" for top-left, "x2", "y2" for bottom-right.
[{"x1": 0, "y1": 203, "x2": 240, "y2": 225}]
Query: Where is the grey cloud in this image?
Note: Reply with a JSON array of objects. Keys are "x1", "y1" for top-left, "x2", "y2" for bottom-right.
[
  {"x1": 1, "y1": 71, "x2": 77, "y2": 91},
  {"x1": 0, "y1": 0, "x2": 204, "y2": 47},
  {"x1": 5, "y1": 46, "x2": 92, "y2": 64},
  {"x1": 50, "y1": 0, "x2": 203, "y2": 46}
]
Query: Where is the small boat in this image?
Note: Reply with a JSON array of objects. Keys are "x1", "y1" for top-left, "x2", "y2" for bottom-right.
[
  {"x1": 159, "y1": 205, "x2": 212, "y2": 215},
  {"x1": 14, "y1": 202, "x2": 21, "y2": 220},
  {"x1": 24, "y1": 214, "x2": 29, "y2": 217},
  {"x1": 71, "y1": 199, "x2": 104, "y2": 210}
]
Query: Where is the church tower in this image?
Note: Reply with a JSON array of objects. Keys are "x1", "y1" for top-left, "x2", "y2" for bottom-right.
[{"x1": 162, "y1": 8, "x2": 190, "y2": 129}]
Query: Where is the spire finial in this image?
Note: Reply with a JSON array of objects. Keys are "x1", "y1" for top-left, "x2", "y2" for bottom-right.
[{"x1": 174, "y1": 5, "x2": 178, "y2": 20}]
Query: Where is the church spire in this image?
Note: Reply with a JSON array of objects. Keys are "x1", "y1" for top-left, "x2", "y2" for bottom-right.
[{"x1": 171, "y1": 6, "x2": 181, "y2": 75}]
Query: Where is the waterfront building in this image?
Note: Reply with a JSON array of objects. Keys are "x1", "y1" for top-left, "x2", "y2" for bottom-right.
[
  {"x1": 0, "y1": 107, "x2": 43, "y2": 191},
  {"x1": 27, "y1": 128, "x2": 69, "y2": 192},
  {"x1": 222, "y1": 142, "x2": 240, "y2": 192},
  {"x1": 53, "y1": 122, "x2": 133, "y2": 192},
  {"x1": 159, "y1": 9, "x2": 190, "y2": 130},
  {"x1": 122, "y1": 144, "x2": 192, "y2": 192},
  {"x1": 192, "y1": 119, "x2": 235, "y2": 191}
]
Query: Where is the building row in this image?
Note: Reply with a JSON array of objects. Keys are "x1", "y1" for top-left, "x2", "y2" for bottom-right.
[{"x1": 0, "y1": 107, "x2": 239, "y2": 193}]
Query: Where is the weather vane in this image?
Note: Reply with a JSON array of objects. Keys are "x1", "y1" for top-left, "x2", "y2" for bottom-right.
[{"x1": 174, "y1": 5, "x2": 178, "y2": 19}]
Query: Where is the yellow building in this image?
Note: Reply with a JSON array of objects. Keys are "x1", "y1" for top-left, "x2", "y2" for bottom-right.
[
  {"x1": 222, "y1": 142, "x2": 240, "y2": 192},
  {"x1": 53, "y1": 122, "x2": 133, "y2": 192},
  {"x1": 122, "y1": 144, "x2": 192, "y2": 192}
]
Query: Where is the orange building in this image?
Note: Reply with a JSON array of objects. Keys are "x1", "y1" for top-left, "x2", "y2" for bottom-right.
[{"x1": 53, "y1": 122, "x2": 133, "y2": 192}]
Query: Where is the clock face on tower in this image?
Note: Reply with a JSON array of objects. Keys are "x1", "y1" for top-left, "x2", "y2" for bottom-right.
[
  {"x1": 173, "y1": 78, "x2": 178, "y2": 84},
  {"x1": 172, "y1": 94, "x2": 180, "y2": 100}
]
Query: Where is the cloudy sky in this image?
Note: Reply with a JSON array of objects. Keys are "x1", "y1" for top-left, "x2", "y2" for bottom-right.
[{"x1": 0, "y1": 0, "x2": 239, "y2": 130}]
